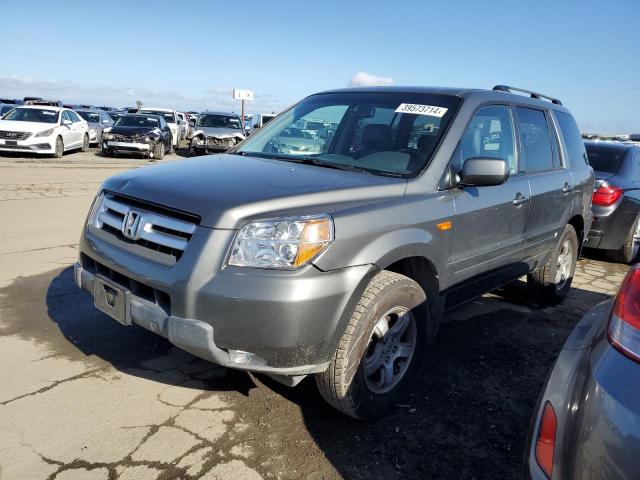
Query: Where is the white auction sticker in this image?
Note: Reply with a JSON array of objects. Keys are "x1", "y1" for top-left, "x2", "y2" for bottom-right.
[{"x1": 395, "y1": 103, "x2": 448, "y2": 117}]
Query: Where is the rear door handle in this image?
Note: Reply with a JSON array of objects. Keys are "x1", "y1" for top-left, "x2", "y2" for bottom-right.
[
  {"x1": 513, "y1": 193, "x2": 529, "y2": 206},
  {"x1": 562, "y1": 183, "x2": 573, "y2": 194}
]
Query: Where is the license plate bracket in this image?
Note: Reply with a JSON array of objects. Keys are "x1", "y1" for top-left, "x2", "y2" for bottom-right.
[
  {"x1": 5, "y1": 140, "x2": 17, "y2": 146},
  {"x1": 94, "y1": 275, "x2": 132, "y2": 326}
]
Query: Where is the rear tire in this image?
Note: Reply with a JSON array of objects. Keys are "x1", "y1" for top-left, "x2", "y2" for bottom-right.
[
  {"x1": 528, "y1": 224, "x2": 578, "y2": 304},
  {"x1": 53, "y1": 137, "x2": 64, "y2": 158},
  {"x1": 606, "y1": 215, "x2": 640, "y2": 264},
  {"x1": 315, "y1": 271, "x2": 433, "y2": 420}
]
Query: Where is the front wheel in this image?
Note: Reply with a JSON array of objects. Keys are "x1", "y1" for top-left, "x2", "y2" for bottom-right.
[
  {"x1": 53, "y1": 137, "x2": 64, "y2": 158},
  {"x1": 81, "y1": 133, "x2": 90, "y2": 152},
  {"x1": 528, "y1": 224, "x2": 578, "y2": 304},
  {"x1": 315, "y1": 271, "x2": 433, "y2": 420}
]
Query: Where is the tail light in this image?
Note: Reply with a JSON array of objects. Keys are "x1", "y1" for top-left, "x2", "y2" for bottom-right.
[
  {"x1": 592, "y1": 183, "x2": 622, "y2": 207},
  {"x1": 535, "y1": 401, "x2": 557, "y2": 478},
  {"x1": 608, "y1": 266, "x2": 640, "y2": 363}
]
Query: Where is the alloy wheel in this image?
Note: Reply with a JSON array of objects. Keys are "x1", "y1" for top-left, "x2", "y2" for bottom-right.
[
  {"x1": 363, "y1": 306, "x2": 417, "y2": 394},
  {"x1": 555, "y1": 240, "x2": 573, "y2": 287}
]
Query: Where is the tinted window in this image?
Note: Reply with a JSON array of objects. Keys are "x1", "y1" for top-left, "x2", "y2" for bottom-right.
[
  {"x1": 78, "y1": 111, "x2": 100, "y2": 123},
  {"x1": 516, "y1": 107, "x2": 554, "y2": 173},
  {"x1": 455, "y1": 105, "x2": 518, "y2": 173},
  {"x1": 61, "y1": 111, "x2": 71, "y2": 123},
  {"x1": 585, "y1": 145, "x2": 626, "y2": 174},
  {"x1": 554, "y1": 111, "x2": 588, "y2": 167}
]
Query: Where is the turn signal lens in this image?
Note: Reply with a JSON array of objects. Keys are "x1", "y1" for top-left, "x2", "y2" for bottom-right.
[
  {"x1": 592, "y1": 183, "x2": 622, "y2": 207},
  {"x1": 608, "y1": 266, "x2": 640, "y2": 363},
  {"x1": 535, "y1": 402, "x2": 557, "y2": 478},
  {"x1": 294, "y1": 218, "x2": 333, "y2": 267}
]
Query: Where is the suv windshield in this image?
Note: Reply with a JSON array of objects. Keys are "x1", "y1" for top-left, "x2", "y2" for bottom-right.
[
  {"x1": 3, "y1": 108, "x2": 59, "y2": 123},
  {"x1": 586, "y1": 145, "x2": 626, "y2": 174},
  {"x1": 114, "y1": 115, "x2": 160, "y2": 128},
  {"x1": 197, "y1": 114, "x2": 241, "y2": 129},
  {"x1": 139, "y1": 110, "x2": 174, "y2": 123},
  {"x1": 237, "y1": 92, "x2": 460, "y2": 177},
  {"x1": 77, "y1": 111, "x2": 100, "y2": 123}
]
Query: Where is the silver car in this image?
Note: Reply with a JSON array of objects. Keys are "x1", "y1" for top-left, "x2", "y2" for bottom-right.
[
  {"x1": 525, "y1": 265, "x2": 640, "y2": 479},
  {"x1": 189, "y1": 111, "x2": 245, "y2": 155},
  {"x1": 76, "y1": 110, "x2": 114, "y2": 145}
]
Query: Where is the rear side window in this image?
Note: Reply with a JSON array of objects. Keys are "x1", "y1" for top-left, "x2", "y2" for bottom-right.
[
  {"x1": 585, "y1": 145, "x2": 626, "y2": 174},
  {"x1": 554, "y1": 111, "x2": 588, "y2": 168},
  {"x1": 516, "y1": 107, "x2": 554, "y2": 173}
]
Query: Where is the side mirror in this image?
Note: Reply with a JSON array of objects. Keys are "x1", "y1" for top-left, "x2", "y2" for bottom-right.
[
  {"x1": 62, "y1": 119, "x2": 72, "y2": 126},
  {"x1": 459, "y1": 157, "x2": 508, "y2": 187}
]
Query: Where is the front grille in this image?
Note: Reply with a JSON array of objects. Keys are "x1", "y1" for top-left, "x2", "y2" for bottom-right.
[
  {"x1": 207, "y1": 136, "x2": 234, "y2": 146},
  {"x1": 0, "y1": 130, "x2": 31, "y2": 140},
  {"x1": 92, "y1": 192, "x2": 199, "y2": 262},
  {"x1": 111, "y1": 134, "x2": 148, "y2": 143},
  {"x1": 81, "y1": 253, "x2": 171, "y2": 314}
]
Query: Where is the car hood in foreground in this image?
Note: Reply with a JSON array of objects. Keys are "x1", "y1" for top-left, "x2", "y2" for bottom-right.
[
  {"x1": 101, "y1": 154, "x2": 407, "y2": 229},
  {"x1": 195, "y1": 126, "x2": 245, "y2": 139}
]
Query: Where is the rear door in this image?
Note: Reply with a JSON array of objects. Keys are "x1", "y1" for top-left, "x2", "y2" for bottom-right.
[
  {"x1": 67, "y1": 110, "x2": 83, "y2": 146},
  {"x1": 516, "y1": 106, "x2": 573, "y2": 261},
  {"x1": 450, "y1": 105, "x2": 530, "y2": 284}
]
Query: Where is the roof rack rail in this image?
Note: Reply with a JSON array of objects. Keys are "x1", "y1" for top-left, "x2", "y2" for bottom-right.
[{"x1": 492, "y1": 85, "x2": 562, "y2": 105}]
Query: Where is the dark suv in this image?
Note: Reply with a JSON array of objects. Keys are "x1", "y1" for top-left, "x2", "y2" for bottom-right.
[{"x1": 75, "y1": 85, "x2": 594, "y2": 419}]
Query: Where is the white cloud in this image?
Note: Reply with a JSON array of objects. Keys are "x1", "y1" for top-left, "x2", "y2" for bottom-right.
[
  {"x1": 0, "y1": 74, "x2": 283, "y2": 114},
  {"x1": 348, "y1": 71, "x2": 394, "y2": 87}
]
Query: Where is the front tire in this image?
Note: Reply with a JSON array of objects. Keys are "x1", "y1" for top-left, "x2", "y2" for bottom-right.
[
  {"x1": 53, "y1": 137, "x2": 64, "y2": 158},
  {"x1": 315, "y1": 271, "x2": 432, "y2": 420},
  {"x1": 81, "y1": 133, "x2": 90, "y2": 152},
  {"x1": 528, "y1": 224, "x2": 578, "y2": 304},
  {"x1": 606, "y1": 215, "x2": 640, "y2": 264}
]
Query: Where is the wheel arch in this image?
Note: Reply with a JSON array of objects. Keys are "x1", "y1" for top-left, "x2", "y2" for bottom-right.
[{"x1": 567, "y1": 214, "x2": 585, "y2": 255}]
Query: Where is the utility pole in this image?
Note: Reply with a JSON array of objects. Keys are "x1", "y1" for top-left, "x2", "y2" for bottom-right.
[{"x1": 233, "y1": 89, "x2": 254, "y2": 135}]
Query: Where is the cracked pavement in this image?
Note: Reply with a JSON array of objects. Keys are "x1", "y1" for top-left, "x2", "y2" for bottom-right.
[{"x1": 0, "y1": 153, "x2": 631, "y2": 479}]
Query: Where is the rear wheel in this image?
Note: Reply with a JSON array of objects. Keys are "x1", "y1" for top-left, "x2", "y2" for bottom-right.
[
  {"x1": 606, "y1": 216, "x2": 640, "y2": 264},
  {"x1": 53, "y1": 137, "x2": 64, "y2": 158},
  {"x1": 315, "y1": 271, "x2": 433, "y2": 420},
  {"x1": 528, "y1": 224, "x2": 578, "y2": 304}
]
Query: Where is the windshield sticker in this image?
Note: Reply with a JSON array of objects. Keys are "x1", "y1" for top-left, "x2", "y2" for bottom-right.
[
  {"x1": 147, "y1": 118, "x2": 158, "y2": 122},
  {"x1": 42, "y1": 111, "x2": 56, "y2": 115},
  {"x1": 395, "y1": 104, "x2": 448, "y2": 117}
]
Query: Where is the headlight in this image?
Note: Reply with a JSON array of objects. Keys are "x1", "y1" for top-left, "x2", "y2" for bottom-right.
[
  {"x1": 227, "y1": 215, "x2": 333, "y2": 269},
  {"x1": 35, "y1": 128, "x2": 54, "y2": 137}
]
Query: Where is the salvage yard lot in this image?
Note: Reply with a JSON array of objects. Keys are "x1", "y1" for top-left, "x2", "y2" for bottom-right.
[{"x1": 0, "y1": 152, "x2": 629, "y2": 480}]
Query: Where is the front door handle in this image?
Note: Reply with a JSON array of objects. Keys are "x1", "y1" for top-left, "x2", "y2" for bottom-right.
[
  {"x1": 562, "y1": 183, "x2": 573, "y2": 194},
  {"x1": 513, "y1": 192, "x2": 529, "y2": 206}
]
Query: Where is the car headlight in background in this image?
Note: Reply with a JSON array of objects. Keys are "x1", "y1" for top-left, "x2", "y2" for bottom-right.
[
  {"x1": 103, "y1": 133, "x2": 114, "y2": 140},
  {"x1": 227, "y1": 215, "x2": 334, "y2": 269},
  {"x1": 35, "y1": 128, "x2": 54, "y2": 137}
]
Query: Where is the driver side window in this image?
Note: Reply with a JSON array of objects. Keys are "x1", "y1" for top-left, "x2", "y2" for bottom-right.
[{"x1": 454, "y1": 105, "x2": 518, "y2": 174}]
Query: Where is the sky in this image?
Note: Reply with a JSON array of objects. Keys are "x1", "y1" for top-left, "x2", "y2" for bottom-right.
[{"x1": 0, "y1": 0, "x2": 638, "y2": 133}]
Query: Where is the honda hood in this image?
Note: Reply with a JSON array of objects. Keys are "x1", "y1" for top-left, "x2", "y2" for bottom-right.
[
  {"x1": 195, "y1": 126, "x2": 245, "y2": 139},
  {"x1": 101, "y1": 154, "x2": 407, "y2": 229}
]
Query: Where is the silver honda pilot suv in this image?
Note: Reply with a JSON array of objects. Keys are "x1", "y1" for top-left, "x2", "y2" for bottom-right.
[{"x1": 75, "y1": 85, "x2": 594, "y2": 419}]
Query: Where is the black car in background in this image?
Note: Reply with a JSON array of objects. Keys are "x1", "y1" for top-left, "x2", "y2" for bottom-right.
[
  {"x1": 585, "y1": 141, "x2": 640, "y2": 263},
  {"x1": 101, "y1": 114, "x2": 172, "y2": 159}
]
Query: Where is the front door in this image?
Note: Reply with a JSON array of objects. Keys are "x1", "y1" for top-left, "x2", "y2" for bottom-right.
[
  {"x1": 450, "y1": 105, "x2": 530, "y2": 284},
  {"x1": 515, "y1": 107, "x2": 573, "y2": 261}
]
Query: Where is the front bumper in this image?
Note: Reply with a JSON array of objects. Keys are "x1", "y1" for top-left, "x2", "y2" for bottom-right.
[
  {"x1": 77, "y1": 226, "x2": 375, "y2": 375},
  {"x1": 0, "y1": 137, "x2": 54, "y2": 154},
  {"x1": 525, "y1": 300, "x2": 640, "y2": 479},
  {"x1": 103, "y1": 140, "x2": 151, "y2": 152}
]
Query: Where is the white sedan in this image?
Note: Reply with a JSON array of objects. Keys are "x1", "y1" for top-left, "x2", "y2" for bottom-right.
[{"x1": 0, "y1": 106, "x2": 90, "y2": 158}]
